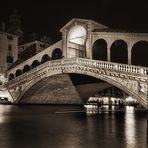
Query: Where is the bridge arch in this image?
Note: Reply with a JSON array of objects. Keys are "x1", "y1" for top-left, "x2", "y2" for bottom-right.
[
  {"x1": 16, "y1": 65, "x2": 146, "y2": 107},
  {"x1": 15, "y1": 69, "x2": 22, "y2": 77},
  {"x1": 23, "y1": 65, "x2": 31, "y2": 73},
  {"x1": 52, "y1": 48, "x2": 62, "y2": 60},
  {"x1": 92, "y1": 39, "x2": 107, "y2": 61},
  {"x1": 31, "y1": 60, "x2": 40, "y2": 69},
  {"x1": 41, "y1": 54, "x2": 51, "y2": 64},
  {"x1": 131, "y1": 41, "x2": 148, "y2": 67},
  {"x1": 8, "y1": 73, "x2": 14, "y2": 81},
  {"x1": 110, "y1": 40, "x2": 128, "y2": 64}
]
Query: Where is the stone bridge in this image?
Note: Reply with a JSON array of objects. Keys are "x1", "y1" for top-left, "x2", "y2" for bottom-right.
[{"x1": 5, "y1": 58, "x2": 148, "y2": 108}]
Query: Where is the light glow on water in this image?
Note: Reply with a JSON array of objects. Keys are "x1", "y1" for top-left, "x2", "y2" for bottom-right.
[
  {"x1": 0, "y1": 105, "x2": 11, "y2": 123},
  {"x1": 0, "y1": 105, "x2": 146, "y2": 148},
  {"x1": 125, "y1": 106, "x2": 136, "y2": 148}
]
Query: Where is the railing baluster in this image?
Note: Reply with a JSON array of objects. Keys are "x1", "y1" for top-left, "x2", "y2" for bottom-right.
[{"x1": 7, "y1": 58, "x2": 148, "y2": 84}]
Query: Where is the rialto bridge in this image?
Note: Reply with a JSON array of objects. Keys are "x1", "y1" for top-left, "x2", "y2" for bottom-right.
[{"x1": 4, "y1": 18, "x2": 148, "y2": 108}]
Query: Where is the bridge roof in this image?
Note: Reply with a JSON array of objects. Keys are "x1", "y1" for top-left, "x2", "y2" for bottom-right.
[
  {"x1": 92, "y1": 28, "x2": 148, "y2": 34},
  {"x1": 60, "y1": 18, "x2": 109, "y2": 32}
]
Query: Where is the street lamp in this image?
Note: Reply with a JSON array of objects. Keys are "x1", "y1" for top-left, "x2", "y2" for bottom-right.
[{"x1": 0, "y1": 74, "x2": 7, "y2": 85}]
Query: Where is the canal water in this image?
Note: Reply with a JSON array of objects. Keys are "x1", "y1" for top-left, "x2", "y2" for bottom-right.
[{"x1": 0, "y1": 105, "x2": 147, "y2": 148}]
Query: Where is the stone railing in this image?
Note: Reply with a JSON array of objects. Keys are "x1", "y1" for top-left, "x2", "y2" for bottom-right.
[
  {"x1": 7, "y1": 58, "x2": 148, "y2": 85},
  {"x1": 76, "y1": 58, "x2": 148, "y2": 76},
  {"x1": 7, "y1": 40, "x2": 63, "y2": 75}
]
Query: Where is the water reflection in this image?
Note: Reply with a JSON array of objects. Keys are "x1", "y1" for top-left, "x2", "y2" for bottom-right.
[
  {"x1": 0, "y1": 105, "x2": 146, "y2": 148},
  {"x1": 0, "y1": 105, "x2": 12, "y2": 123},
  {"x1": 125, "y1": 106, "x2": 136, "y2": 148},
  {"x1": 85, "y1": 105, "x2": 120, "y2": 115}
]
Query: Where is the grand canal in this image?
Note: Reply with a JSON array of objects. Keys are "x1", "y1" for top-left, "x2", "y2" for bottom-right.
[{"x1": 0, "y1": 105, "x2": 147, "y2": 148}]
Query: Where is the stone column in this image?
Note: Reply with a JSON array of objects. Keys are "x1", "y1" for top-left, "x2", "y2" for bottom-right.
[
  {"x1": 107, "y1": 41, "x2": 112, "y2": 62},
  {"x1": 128, "y1": 41, "x2": 136, "y2": 65},
  {"x1": 62, "y1": 29, "x2": 67, "y2": 58},
  {"x1": 86, "y1": 23, "x2": 92, "y2": 59},
  {"x1": 128, "y1": 42, "x2": 133, "y2": 65},
  {"x1": 128, "y1": 49, "x2": 131, "y2": 65}
]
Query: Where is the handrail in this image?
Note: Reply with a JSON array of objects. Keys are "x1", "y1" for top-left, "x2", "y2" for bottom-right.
[{"x1": 7, "y1": 58, "x2": 148, "y2": 85}]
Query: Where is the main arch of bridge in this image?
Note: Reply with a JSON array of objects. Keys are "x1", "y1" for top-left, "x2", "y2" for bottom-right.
[
  {"x1": 7, "y1": 58, "x2": 147, "y2": 108},
  {"x1": 19, "y1": 70, "x2": 132, "y2": 104}
]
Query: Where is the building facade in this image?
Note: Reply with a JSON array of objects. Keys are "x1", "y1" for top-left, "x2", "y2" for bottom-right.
[
  {"x1": 0, "y1": 31, "x2": 18, "y2": 75},
  {"x1": 18, "y1": 40, "x2": 50, "y2": 62}
]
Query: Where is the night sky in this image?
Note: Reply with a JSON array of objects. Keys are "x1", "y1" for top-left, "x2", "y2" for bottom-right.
[{"x1": 0, "y1": 0, "x2": 148, "y2": 41}]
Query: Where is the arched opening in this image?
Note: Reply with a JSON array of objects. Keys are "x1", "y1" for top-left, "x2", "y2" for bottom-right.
[
  {"x1": 23, "y1": 65, "x2": 31, "y2": 73},
  {"x1": 41, "y1": 54, "x2": 50, "y2": 64},
  {"x1": 20, "y1": 73, "x2": 109, "y2": 104},
  {"x1": 67, "y1": 25, "x2": 87, "y2": 58},
  {"x1": 31, "y1": 60, "x2": 40, "y2": 69},
  {"x1": 52, "y1": 48, "x2": 62, "y2": 60},
  {"x1": 19, "y1": 73, "x2": 142, "y2": 107},
  {"x1": 111, "y1": 40, "x2": 128, "y2": 64},
  {"x1": 92, "y1": 39, "x2": 107, "y2": 61},
  {"x1": 131, "y1": 41, "x2": 148, "y2": 67},
  {"x1": 8, "y1": 74, "x2": 14, "y2": 81},
  {"x1": 15, "y1": 69, "x2": 22, "y2": 77}
]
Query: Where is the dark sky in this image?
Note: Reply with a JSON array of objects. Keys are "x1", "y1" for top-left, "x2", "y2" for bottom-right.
[{"x1": 0, "y1": 0, "x2": 148, "y2": 41}]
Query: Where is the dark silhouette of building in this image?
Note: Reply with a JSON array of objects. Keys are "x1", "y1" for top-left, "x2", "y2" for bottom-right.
[{"x1": 7, "y1": 9, "x2": 23, "y2": 44}]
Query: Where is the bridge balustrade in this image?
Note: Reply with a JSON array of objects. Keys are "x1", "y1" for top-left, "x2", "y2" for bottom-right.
[
  {"x1": 76, "y1": 58, "x2": 148, "y2": 76},
  {"x1": 8, "y1": 58, "x2": 148, "y2": 85},
  {"x1": 6, "y1": 57, "x2": 148, "y2": 108},
  {"x1": 117, "y1": 65, "x2": 139, "y2": 74},
  {"x1": 143, "y1": 68, "x2": 148, "y2": 75}
]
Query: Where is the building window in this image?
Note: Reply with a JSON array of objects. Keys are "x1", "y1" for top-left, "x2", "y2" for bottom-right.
[
  {"x1": 7, "y1": 56, "x2": 13, "y2": 63},
  {"x1": 68, "y1": 25, "x2": 87, "y2": 45},
  {"x1": 40, "y1": 44, "x2": 46, "y2": 48},
  {"x1": 30, "y1": 44, "x2": 36, "y2": 48},
  {"x1": 7, "y1": 45, "x2": 13, "y2": 63},
  {"x1": 8, "y1": 45, "x2": 13, "y2": 56},
  {"x1": 67, "y1": 25, "x2": 87, "y2": 58},
  {"x1": 7, "y1": 35, "x2": 13, "y2": 40}
]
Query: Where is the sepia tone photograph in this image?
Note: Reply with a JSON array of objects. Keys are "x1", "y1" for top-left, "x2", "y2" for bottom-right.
[{"x1": 0, "y1": 0, "x2": 148, "y2": 147}]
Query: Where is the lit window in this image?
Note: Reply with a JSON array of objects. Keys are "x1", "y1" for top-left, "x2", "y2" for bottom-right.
[
  {"x1": 7, "y1": 45, "x2": 13, "y2": 63},
  {"x1": 68, "y1": 25, "x2": 87, "y2": 45}
]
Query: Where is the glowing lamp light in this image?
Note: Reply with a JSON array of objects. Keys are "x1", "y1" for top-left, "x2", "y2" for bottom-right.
[
  {"x1": 0, "y1": 74, "x2": 7, "y2": 85},
  {"x1": 126, "y1": 97, "x2": 134, "y2": 102}
]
